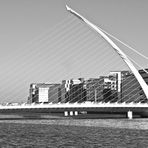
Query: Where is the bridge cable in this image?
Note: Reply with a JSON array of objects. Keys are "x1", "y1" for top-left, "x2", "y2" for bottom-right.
[{"x1": 98, "y1": 26, "x2": 148, "y2": 60}]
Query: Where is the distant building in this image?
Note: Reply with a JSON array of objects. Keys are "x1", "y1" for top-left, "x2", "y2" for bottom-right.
[
  {"x1": 85, "y1": 76, "x2": 118, "y2": 102},
  {"x1": 102, "y1": 76, "x2": 117, "y2": 102},
  {"x1": 121, "y1": 69, "x2": 148, "y2": 103},
  {"x1": 139, "y1": 69, "x2": 148, "y2": 84},
  {"x1": 27, "y1": 69, "x2": 148, "y2": 104},
  {"x1": 85, "y1": 78, "x2": 104, "y2": 102},
  {"x1": 28, "y1": 79, "x2": 87, "y2": 104},
  {"x1": 28, "y1": 83, "x2": 61, "y2": 103},
  {"x1": 61, "y1": 78, "x2": 86, "y2": 103},
  {"x1": 48, "y1": 84, "x2": 61, "y2": 103},
  {"x1": 109, "y1": 71, "x2": 131, "y2": 101}
]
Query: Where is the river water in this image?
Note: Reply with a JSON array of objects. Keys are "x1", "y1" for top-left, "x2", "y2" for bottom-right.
[{"x1": 0, "y1": 119, "x2": 148, "y2": 147}]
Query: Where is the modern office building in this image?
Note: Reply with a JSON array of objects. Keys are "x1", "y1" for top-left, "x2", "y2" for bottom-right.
[
  {"x1": 48, "y1": 84, "x2": 61, "y2": 103},
  {"x1": 139, "y1": 69, "x2": 148, "y2": 84},
  {"x1": 85, "y1": 76, "x2": 118, "y2": 102},
  {"x1": 28, "y1": 79, "x2": 86, "y2": 104},
  {"x1": 109, "y1": 71, "x2": 131, "y2": 100},
  {"x1": 61, "y1": 78, "x2": 86, "y2": 103},
  {"x1": 28, "y1": 83, "x2": 61, "y2": 103},
  {"x1": 85, "y1": 78, "x2": 104, "y2": 102},
  {"x1": 121, "y1": 69, "x2": 148, "y2": 103},
  {"x1": 28, "y1": 69, "x2": 148, "y2": 104}
]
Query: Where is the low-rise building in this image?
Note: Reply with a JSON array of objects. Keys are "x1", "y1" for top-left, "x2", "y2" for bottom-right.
[
  {"x1": 121, "y1": 69, "x2": 148, "y2": 103},
  {"x1": 85, "y1": 76, "x2": 118, "y2": 102},
  {"x1": 61, "y1": 78, "x2": 86, "y2": 103},
  {"x1": 48, "y1": 84, "x2": 61, "y2": 103},
  {"x1": 28, "y1": 83, "x2": 61, "y2": 103},
  {"x1": 28, "y1": 69, "x2": 148, "y2": 104},
  {"x1": 109, "y1": 71, "x2": 131, "y2": 101},
  {"x1": 85, "y1": 78, "x2": 104, "y2": 102}
]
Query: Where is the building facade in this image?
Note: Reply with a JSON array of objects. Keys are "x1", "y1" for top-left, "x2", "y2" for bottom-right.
[
  {"x1": 85, "y1": 78, "x2": 104, "y2": 102},
  {"x1": 109, "y1": 71, "x2": 131, "y2": 101},
  {"x1": 27, "y1": 69, "x2": 148, "y2": 104},
  {"x1": 48, "y1": 84, "x2": 61, "y2": 103},
  {"x1": 61, "y1": 78, "x2": 86, "y2": 103},
  {"x1": 121, "y1": 69, "x2": 148, "y2": 103},
  {"x1": 85, "y1": 76, "x2": 118, "y2": 102},
  {"x1": 28, "y1": 83, "x2": 61, "y2": 103}
]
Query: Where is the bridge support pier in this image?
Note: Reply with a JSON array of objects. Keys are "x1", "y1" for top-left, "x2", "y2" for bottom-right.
[
  {"x1": 70, "y1": 111, "x2": 73, "y2": 116},
  {"x1": 127, "y1": 110, "x2": 133, "y2": 119},
  {"x1": 64, "y1": 111, "x2": 68, "y2": 116},
  {"x1": 64, "y1": 111, "x2": 78, "y2": 116},
  {"x1": 74, "y1": 111, "x2": 78, "y2": 116}
]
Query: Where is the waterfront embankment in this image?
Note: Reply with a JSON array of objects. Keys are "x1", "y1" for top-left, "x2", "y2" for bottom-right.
[{"x1": 0, "y1": 119, "x2": 148, "y2": 130}]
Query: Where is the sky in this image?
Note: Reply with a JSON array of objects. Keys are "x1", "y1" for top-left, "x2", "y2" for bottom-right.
[{"x1": 0, "y1": 0, "x2": 148, "y2": 103}]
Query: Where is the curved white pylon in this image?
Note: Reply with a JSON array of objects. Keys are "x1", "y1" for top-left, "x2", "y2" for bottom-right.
[{"x1": 66, "y1": 5, "x2": 148, "y2": 99}]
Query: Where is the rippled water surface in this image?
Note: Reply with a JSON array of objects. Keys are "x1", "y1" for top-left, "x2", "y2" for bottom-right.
[{"x1": 0, "y1": 119, "x2": 148, "y2": 147}]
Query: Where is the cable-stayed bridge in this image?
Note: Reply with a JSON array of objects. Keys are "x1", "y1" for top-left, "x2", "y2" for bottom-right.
[{"x1": 0, "y1": 5, "x2": 148, "y2": 119}]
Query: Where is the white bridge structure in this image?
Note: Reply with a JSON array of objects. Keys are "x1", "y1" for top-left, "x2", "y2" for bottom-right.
[
  {"x1": 0, "y1": 102, "x2": 148, "y2": 119},
  {"x1": 0, "y1": 5, "x2": 148, "y2": 119}
]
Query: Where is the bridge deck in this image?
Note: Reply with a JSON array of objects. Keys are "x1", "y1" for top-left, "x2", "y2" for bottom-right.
[{"x1": 0, "y1": 103, "x2": 147, "y2": 113}]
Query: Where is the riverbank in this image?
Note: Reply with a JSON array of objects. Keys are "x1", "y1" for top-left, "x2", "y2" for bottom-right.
[{"x1": 0, "y1": 119, "x2": 148, "y2": 130}]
